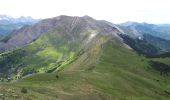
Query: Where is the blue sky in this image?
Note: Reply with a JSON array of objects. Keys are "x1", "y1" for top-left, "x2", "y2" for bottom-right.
[{"x1": 0, "y1": 0, "x2": 170, "y2": 24}]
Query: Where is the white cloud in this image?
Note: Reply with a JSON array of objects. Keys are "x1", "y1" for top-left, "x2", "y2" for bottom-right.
[{"x1": 0, "y1": 0, "x2": 170, "y2": 24}]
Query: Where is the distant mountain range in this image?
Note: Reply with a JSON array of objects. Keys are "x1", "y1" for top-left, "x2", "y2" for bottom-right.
[
  {"x1": 0, "y1": 15, "x2": 39, "y2": 24},
  {"x1": 120, "y1": 21, "x2": 170, "y2": 40},
  {"x1": 0, "y1": 15, "x2": 40, "y2": 39},
  {"x1": 0, "y1": 15, "x2": 170, "y2": 56},
  {"x1": 0, "y1": 16, "x2": 170, "y2": 57}
]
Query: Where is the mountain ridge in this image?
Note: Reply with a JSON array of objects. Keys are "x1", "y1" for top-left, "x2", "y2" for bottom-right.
[{"x1": 0, "y1": 15, "x2": 126, "y2": 52}]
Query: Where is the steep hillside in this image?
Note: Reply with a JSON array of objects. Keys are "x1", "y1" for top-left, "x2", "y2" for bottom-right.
[
  {"x1": 119, "y1": 34, "x2": 160, "y2": 57},
  {"x1": 143, "y1": 34, "x2": 170, "y2": 52},
  {"x1": 118, "y1": 22, "x2": 170, "y2": 56}
]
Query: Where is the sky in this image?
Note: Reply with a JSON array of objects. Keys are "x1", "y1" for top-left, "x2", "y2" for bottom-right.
[{"x1": 0, "y1": 0, "x2": 170, "y2": 24}]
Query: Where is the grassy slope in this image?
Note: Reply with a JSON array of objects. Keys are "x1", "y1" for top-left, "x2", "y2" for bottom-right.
[
  {"x1": 0, "y1": 35, "x2": 170, "y2": 100},
  {"x1": 152, "y1": 58, "x2": 170, "y2": 65},
  {"x1": 0, "y1": 27, "x2": 83, "y2": 80}
]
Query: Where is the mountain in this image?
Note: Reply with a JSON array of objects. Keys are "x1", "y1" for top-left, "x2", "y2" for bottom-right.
[
  {"x1": 0, "y1": 16, "x2": 170, "y2": 100},
  {"x1": 0, "y1": 15, "x2": 125, "y2": 79},
  {"x1": 0, "y1": 15, "x2": 38, "y2": 23},
  {"x1": 118, "y1": 22, "x2": 170, "y2": 56},
  {"x1": 0, "y1": 15, "x2": 39, "y2": 39},
  {"x1": 0, "y1": 15, "x2": 123, "y2": 53},
  {"x1": 120, "y1": 21, "x2": 170, "y2": 40}
]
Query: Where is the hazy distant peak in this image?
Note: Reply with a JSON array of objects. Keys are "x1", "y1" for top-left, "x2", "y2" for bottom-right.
[
  {"x1": 0, "y1": 15, "x2": 13, "y2": 21},
  {"x1": 0, "y1": 15, "x2": 39, "y2": 24},
  {"x1": 121, "y1": 21, "x2": 140, "y2": 26}
]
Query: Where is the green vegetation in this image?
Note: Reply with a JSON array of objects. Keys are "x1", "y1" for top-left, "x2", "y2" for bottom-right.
[
  {"x1": 0, "y1": 34, "x2": 170, "y2": 99},
  {"x1": 152, "y1": 58, "x2": 170, "y2": 65},
  {"x1": 0, "y1": 16, "x2": 170, "y2": 100},
  {"x1": 0, "y1": 28, "x2": 82, "y2": 80}
]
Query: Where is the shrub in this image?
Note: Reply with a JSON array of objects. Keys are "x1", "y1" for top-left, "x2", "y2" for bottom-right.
[
  {"x1": 56, "y1": 75, "x2": 59, "y2": 78},
  {"x1": 21, "y1": 88, "x2": 27, "y2": 93}
]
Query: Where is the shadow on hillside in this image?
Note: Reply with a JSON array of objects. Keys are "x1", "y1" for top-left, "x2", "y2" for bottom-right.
[
  {"x1": 119, "y1": 34, "x2": 170, "y2": 58},
  {"x1": 149, "y1": 61, "x2": 170, "y2": 76}
]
